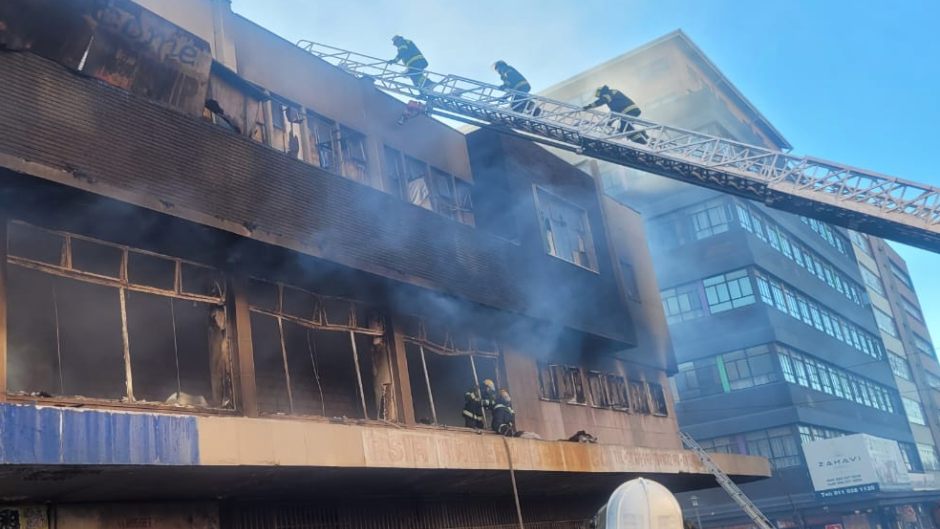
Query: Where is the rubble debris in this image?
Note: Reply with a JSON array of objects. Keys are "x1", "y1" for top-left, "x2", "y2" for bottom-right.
[
  {"x1": 566, "y1": 430, "x2": 597, "y2": 443},
  {"x1": 165, "y1": 391, "x2": 209, "y2": 407}
]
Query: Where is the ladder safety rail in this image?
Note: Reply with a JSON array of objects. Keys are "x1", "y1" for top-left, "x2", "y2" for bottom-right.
[
  {"x1": 680, "y1": 432, "x2": 776, "y2": 529},
  {"x1": 297, "y1": 41, "x2": 940, "y2": 253}
]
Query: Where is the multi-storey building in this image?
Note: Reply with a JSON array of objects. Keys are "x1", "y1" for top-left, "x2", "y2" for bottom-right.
[
  {"x1": 0, "y1": 2, "x2": 767, "y2": 528},
  {"x1": 540, "y1": 30, "x2": 940, "y2": 529},
  {"x1": 851, "y1": 231, "x2": 940, "y2": 488}
]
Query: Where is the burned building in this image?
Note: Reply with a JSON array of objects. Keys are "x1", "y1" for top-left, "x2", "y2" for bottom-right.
[{"x1": 0, "y1": 2, "x2": 768, "y2": 528}]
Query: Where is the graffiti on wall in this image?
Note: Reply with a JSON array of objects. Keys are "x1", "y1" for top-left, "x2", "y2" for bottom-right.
[{"x1": 0, "y1": 0, "x2": 211, "y2": 115}]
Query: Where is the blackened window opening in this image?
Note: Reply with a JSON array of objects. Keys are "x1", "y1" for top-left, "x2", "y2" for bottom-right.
[
  {"x1": 6, "y1": 221, "x2": 230, "y2": 408},
  {"x1": 401, "y1": 314, "x2": 502, "y2": 428},
  {"x1": 247, "y1": 279, "x2": 387, "y2": 420}
]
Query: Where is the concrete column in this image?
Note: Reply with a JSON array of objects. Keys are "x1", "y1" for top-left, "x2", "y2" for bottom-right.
[{"x1": 209, "y1": 0, "x2": 237, "y2": 70}]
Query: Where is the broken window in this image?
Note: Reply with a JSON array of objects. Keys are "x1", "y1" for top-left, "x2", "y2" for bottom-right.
[
  {"x1": 384, "y1": 146, "x2": 408, "y2": 199},
  {"x1": 535, "y1": 187, "x2": 597, "y2": 271},
  {"x1": 404, "y1": 156, "x2": 432, "y2": 211},
  {"x1": 339, "y1": 127, "x2": 368, "y2": 182},
  {"x1": 586, "y1": 370, "x2": 630, "y2": 411},
  {"x1": 455, "y1": 180, "x2": 475, "y2": 226},
  {"x1": 246, "y1": 279, "x2": 389, "y2": 420},
  {"x1": 607, "y1": 374, "x2": 630, "y2": 410},
  {"x1": 401, "y1": 314, "x2": 502, "y2": 427},
  {"x1": 648, "y1": 382, "x2": 669, "y2": 416},
  {"x1": 429, "y1": 168, "x2": 458, "y2": 221},
  {"x1": 536, "y1": 362, "x2": 585, "y2": 404},
  {"x1": 587, "y1": 371, "x2": 610, "y2": 408},
  {"x1": 629, "y1": 379, "x2": 651, "y2": 414},
  {"x1": 6, "y1": 221, "x2": 231, "y2": 408},
  {"x1": 308, "y1": 115, "x2": 337, "y2": 171}
]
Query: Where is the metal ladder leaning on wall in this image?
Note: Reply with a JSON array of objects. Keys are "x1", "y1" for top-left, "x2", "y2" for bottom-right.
[
  {"x1": 680, "y1": 431, "x2": 776, "y2": 529},
  {"x1": 297, "y1": 40, "x2": 940, "y2": 253}
]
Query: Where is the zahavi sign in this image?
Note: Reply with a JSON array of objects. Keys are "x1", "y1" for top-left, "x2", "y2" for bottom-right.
[{"x1": 803, "y1": 434, "x2": 911, "y2": 499}]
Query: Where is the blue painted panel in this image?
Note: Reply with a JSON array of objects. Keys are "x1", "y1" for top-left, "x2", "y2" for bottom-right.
[
  {"x1": 0, "y1": 403, "x2": 199, "y2": 465},
  {"x1": 153, "y1": 414, "x2": 199, "y2": 465}
]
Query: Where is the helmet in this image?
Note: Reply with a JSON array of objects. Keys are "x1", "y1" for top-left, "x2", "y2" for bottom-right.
[
  {"x1": 492, "y1": 60, "x2": 507, "y2": 72},
  {"x1": 483, "y1": 379, "x2": 496, "y2": 390},
  {"x1": 499, "y1": 389, "x2": 511, "y2": 402},
  {"x1": 594, "y1": 85, "x2": 609, "y2": 97},
  {"x1": 392, "y1": 35, "x2": 404, "y2": 44}
]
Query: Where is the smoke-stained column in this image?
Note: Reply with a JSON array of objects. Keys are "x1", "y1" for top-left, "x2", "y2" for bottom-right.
[
  {"x1": 209, "y1": 0, "x2": 237, "y2": 70},
  {"x1": 388, "y1": 314, "x2": 416, "y2": 425},
  {"x1": 357, "y1": 76, "x2": 390, "y2": 192},
  {"x1": 231, "y1": 277, "x2": 259, "y2": 417}
]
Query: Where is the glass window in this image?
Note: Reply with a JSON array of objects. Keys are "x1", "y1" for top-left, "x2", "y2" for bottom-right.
[
  {"x1": 778, "y1": 345, "x2": 898, "y2": 413},
  {"x1": 887, "y1": 352, "x2": 912, "y2": 381},
  {"x1": 860, "y1": 265, "x2": 884, "y2": 296},
  {"x1": 675, "y1": 359, "x2": 722, "y2": 399},
  {"x1": 889, "y1": 261, "x2": 914, "y2": 289},
  {"x1": 703, "y1": 269, "x2": 754, "y2": 313},
  {"x1": 767, "y1": 227, "x2": 781, "y2": 251},
  {"x1": 661, "y1": 283, "x2": 706, "y2": 324},
  {"x1": 914, "y1": 333, "x2": 935, "y2": 358},
  {"x1": 874, "y1": 308, "x2": 898, "y2": 338},
  {"x1": 850, "y1": 230, "x2": 872, "y2": 256},
  {"x1": 901, "y1": 297, "x2": 924, "y2": 323},
  {"x1": 535, "y1": 188, "x2": 597, "y2": 271},
  {"x1": 900, "y1": 442, "x2": 923, "y2": 472},
  {"x1": 770, "y1": 283, "x2": 787, "y2": 312},
  {"x1": 736, "y1": 204, "x2": 752, "y2": 232},
  {"x1": 688, "y1": 202, "x2": 733, "y2": 240},
  {"x1": 903, "y1": 397, "x2": 926, "y2": 425}
]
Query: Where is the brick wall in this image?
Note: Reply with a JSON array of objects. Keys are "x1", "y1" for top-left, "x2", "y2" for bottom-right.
[{"x1": 0, "y1": 52, "x2": 634, "y2": 346}]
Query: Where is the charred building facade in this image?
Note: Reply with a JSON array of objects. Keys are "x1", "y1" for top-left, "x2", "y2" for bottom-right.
[
  {"x1": 540, "y1": 31, "x2": 940, "y2": 529},
  {"x1": 0, "y1": 2, "x2": 768, "y2": 529}
]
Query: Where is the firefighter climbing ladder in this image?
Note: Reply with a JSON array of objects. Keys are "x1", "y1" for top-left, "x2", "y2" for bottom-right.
[
  {"x1": 297, "y1": 41, "x2": 940, "y2": 253},
  {"x1": 680, "y1": 431, "x2": 776, "y2": 529}
]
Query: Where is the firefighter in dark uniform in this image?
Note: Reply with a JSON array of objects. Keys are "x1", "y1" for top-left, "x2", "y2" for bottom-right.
[
  {"x1": 492, "y1": 60, "x2": 540, "y2": 116},
  {"x1": 463, "y1": 379, "x2": 496, "y2": 429},
  {"x1": 583, "y1": 85, "x2": 647, "y2": 144},
  {"x1": 491, "y1": 389, "x2": 516, "y2": 436},
  {"x1": 388, "y1": 35, "x2": 430, "y2": 88}
]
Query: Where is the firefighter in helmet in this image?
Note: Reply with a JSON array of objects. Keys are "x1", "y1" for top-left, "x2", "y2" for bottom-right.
[
  {"x1": 492, "y1": 389, "x2": 516, "y2": 436},
  {"x1": 463, "y1": 379, "x2": 496, "y2": 429},
  {"x1": 583, "y1": 85, "x2": 647, "y2": 144},
  {"x1": 492, "y1": 60, "x2": 540, "y2": 116},
  {"x1": 387, "y1": 35, "x2": 430, "y2": 88}
]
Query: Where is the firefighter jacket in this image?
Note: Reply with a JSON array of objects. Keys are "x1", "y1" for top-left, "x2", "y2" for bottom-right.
[
  {"x1": 391, "y1": 39, "x2": 427, "y2": 69},
  {"x1": 462, "y1": 386, "x2": 494, "y2": 423},
  {"x1": 491, "y1": 402, "x2": 516, "y2": 435},
  {"x1": 584, "y1": 88, "x2": 640, "y2": 116},
  {"x1": 497, "y1": 65, "x2": 531, "y2": 92}
]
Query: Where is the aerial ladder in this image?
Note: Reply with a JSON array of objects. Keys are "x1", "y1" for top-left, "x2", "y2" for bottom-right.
[
  {"x1": 680, "y1": 431, "x2": 776, "y2": 529},
  {"x1": 297, "y1": 41, "x2": 940, "y2": 254}
]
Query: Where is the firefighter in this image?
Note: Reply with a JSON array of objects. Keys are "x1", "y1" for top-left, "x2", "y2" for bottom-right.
[
  {"x1": 492, "y1": 60, "x2": 540, "y2": 116},
  {"x1": 463, "y1": 379, "x2": 496, "y2": 429},
  {"x1": 582, "y1": 85, "x2": 647, "y2": 144},
  {"x1": 491, "y1": 389, "x2": 516, "y2": 436},
  {"x1": 387, "y1": 35, "x2": 430, "y2": 88}
]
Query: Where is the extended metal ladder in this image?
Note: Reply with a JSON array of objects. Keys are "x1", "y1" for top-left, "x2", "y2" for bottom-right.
[
  {"x1": 680, "y1": 431, "x2": 775, "y2": 529},
  {"x1": 297, "y1": 41, "x2": 940, "y2": 253}
]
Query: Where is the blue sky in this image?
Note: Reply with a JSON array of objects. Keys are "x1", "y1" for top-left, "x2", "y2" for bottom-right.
[{"x1": 231, "y1": 0, "x2": 940, "y2": 346}]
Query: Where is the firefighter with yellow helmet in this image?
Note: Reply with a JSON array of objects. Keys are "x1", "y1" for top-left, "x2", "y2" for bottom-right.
[
  {"x1": 463, "y1": 379, "x2": 496, "y2": 429},
  {"x1": 387, "y1": 35, "x2": 430, "y2": 88},
  {"x1": 492, "y1": 389, "x2": 516, "y2": 436},
  {"x1": 583, "y1": 85, "x2": 647, "y2": 144}
]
